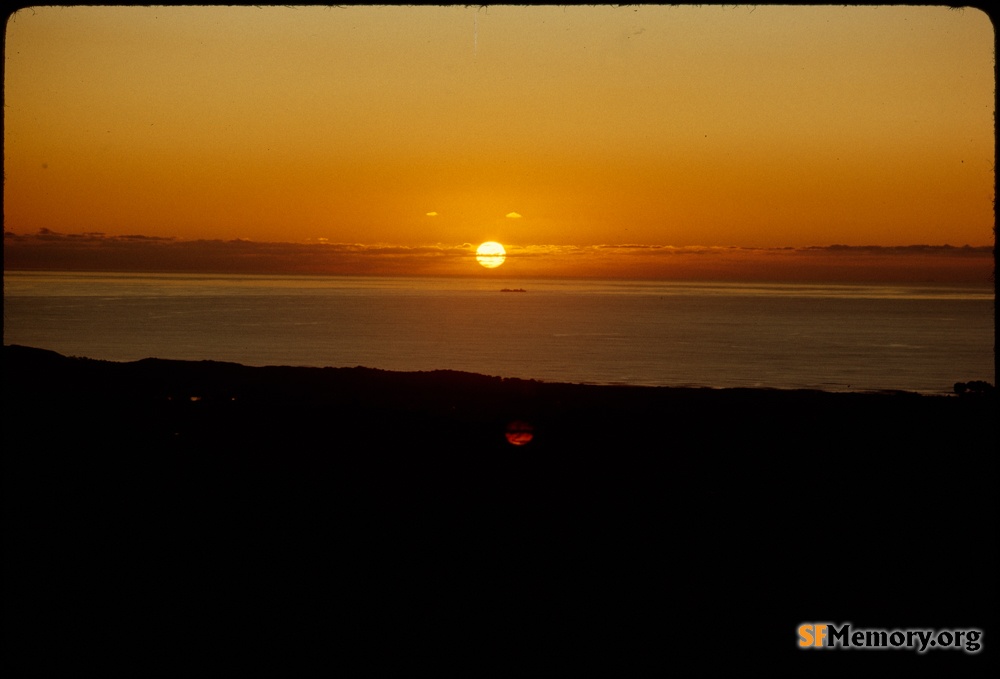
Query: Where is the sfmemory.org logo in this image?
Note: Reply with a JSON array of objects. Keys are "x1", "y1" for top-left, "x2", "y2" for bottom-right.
[{"x1": 798, "y1": 623, "x2": 983, "y2": 653}]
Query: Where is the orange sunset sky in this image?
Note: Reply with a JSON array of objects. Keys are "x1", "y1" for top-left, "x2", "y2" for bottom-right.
[{"x1": 3, "y1": 4, "x2": 996, "y2": 282}]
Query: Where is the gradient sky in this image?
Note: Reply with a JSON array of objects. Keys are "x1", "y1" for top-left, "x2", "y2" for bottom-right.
[{"x1": 3, "y1": 5, "x2": 996, "y2": 281}]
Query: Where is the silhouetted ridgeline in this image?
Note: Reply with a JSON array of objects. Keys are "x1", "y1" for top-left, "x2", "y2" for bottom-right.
[{"x1": 3, "y1": 345, "x2": 996, "y2": 677}]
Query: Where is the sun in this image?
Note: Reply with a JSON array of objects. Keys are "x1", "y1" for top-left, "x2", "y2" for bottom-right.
[{"x1": 476, "y1": 241, "x2": 506, "y2": 269}]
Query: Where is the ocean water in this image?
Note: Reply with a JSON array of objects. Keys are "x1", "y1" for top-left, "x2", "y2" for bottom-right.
[{"x1": 2, "y1": 271, "x2": 994, "y2": 394}]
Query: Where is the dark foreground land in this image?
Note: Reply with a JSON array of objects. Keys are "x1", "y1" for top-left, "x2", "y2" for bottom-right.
[{"x1": 3, "y1": 344, "x2": 996, "y2": 677}]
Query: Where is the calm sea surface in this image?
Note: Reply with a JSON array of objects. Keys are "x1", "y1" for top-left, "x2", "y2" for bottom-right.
[{"x1": 3, "y1": 271, "x2": 994, "y2": 394}]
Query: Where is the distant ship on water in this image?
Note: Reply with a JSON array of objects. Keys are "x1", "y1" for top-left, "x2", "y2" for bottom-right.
[{"x1": 500, "y1": 288, "x2": 527, "y2": 293}]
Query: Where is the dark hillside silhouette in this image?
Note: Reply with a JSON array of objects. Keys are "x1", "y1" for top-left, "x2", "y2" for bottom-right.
[{"x1": 3, "y1": 344, "x2": 995, "y2": 677}]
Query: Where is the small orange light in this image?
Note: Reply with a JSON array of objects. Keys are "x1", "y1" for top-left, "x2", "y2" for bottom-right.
[{"x1": 505, "y1": 420, "x2": 534, "y2": 446}]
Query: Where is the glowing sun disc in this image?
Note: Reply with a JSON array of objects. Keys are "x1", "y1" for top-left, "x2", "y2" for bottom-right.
[{"x1": 476, "y1": 241, "x2": 506, "y2": 269}]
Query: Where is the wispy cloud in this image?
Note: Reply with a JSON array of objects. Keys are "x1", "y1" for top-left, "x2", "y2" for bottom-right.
[{"x1": 4, "y1": 229, "x2": 479, "y2": 276}]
